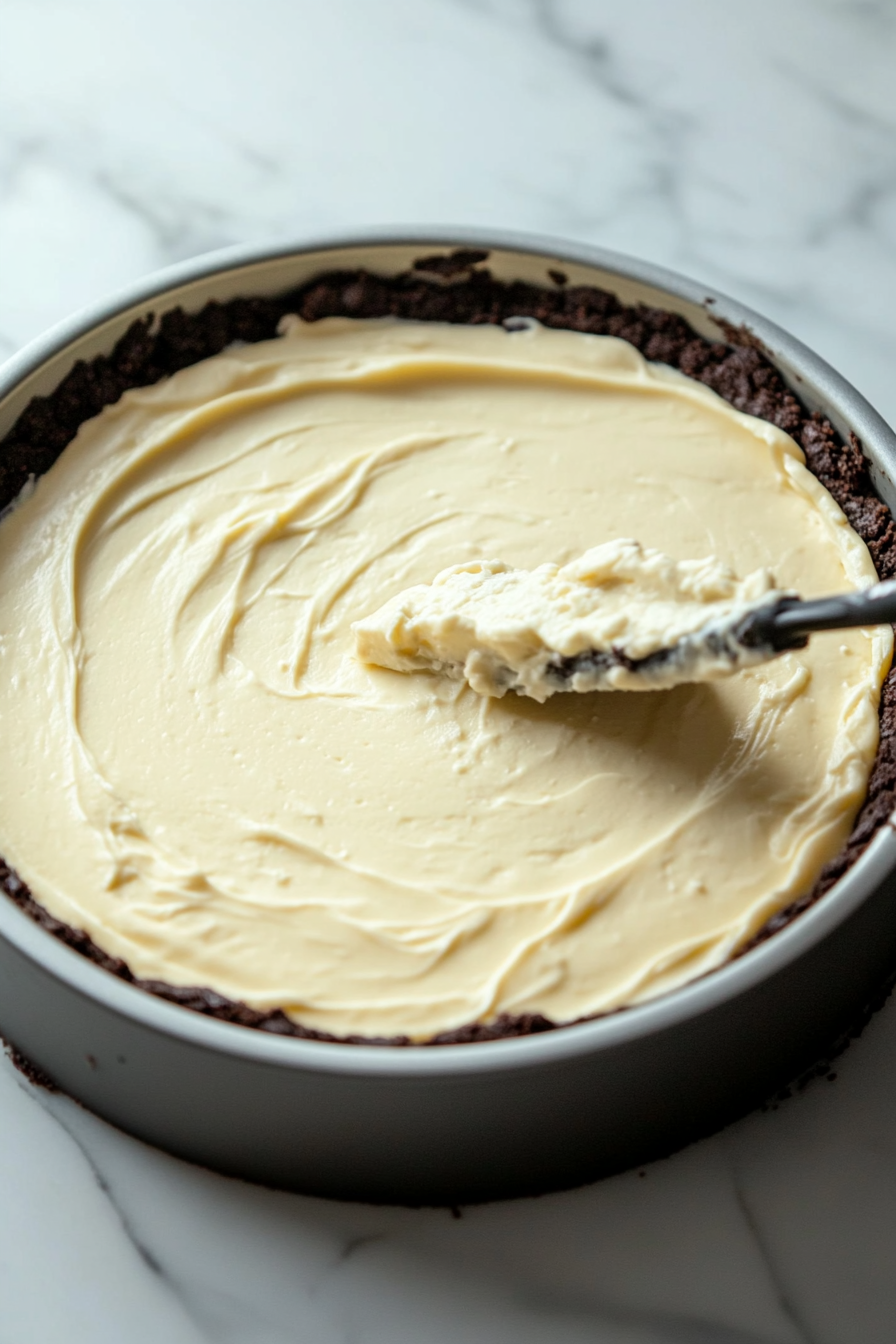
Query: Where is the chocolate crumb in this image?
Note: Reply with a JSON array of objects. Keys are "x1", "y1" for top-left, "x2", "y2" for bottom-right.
[
  {"x1": 2, "y1": 257, "x2": 895, "y2": 1045},
  {"x1": 712, "y1": 316, "x2": 768, "y2": 351},
  {"x1": 411, "y1": 249, "x2": 490, "y2": 281},
  {"x1": 3, "y1": 1039, "x2": 59, "y2": 1091}
]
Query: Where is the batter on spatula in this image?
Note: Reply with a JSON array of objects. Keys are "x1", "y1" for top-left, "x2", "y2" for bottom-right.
[{"x1": 353, "y1": 538, "x2": 792, "y2": 701}]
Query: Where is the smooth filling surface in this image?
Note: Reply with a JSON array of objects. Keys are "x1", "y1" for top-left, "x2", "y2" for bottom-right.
[
  {"x1": 0, "y1": 317, "x2": 888, "y2": 1039},
  {"x1": 354, "y1": 539, "x2": 789, "y2": 699}
]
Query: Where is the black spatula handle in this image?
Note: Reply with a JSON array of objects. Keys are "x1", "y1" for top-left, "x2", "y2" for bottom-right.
[{"x1": 737, "y1": 580, "x2": 896, "y2": 653}]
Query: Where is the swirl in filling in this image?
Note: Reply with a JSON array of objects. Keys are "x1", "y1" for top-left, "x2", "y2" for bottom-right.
[{"x1": 0, "y1": 318, "x2": 888, "y2": 1038}]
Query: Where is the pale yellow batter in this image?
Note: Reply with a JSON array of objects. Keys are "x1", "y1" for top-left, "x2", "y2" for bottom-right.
[{"x1": 0, "y1": 317, "x2": 888, "y2": 1038}]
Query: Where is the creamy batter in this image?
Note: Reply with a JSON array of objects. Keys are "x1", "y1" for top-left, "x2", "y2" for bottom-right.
[
  {"x1": 0, "y1": 317, "x2": 888, "y2": 1039},
  {"x1": 354, "y1": 540, "x2": 790, "y2": 698}
]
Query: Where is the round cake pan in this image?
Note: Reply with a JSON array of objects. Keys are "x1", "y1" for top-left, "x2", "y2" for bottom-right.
[{"x1": 2, "y1": 230, "x2": 896, "y2": 1206}]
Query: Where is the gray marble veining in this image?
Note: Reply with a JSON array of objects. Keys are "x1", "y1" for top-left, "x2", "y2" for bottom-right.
[{"x1": 2, "y1": 1, "x2": 896, "y2": 1339}]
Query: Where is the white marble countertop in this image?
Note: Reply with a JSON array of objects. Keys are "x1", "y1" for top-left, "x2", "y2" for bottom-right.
[{"x1": 2, "y1": 2, "x2": 896, "y2": 1339}]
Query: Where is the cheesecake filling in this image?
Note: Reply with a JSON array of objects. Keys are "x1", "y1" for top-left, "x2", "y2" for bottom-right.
[
  {"x1": 0, "y1": 317, "x2": 888, "y2": 1039},
  {"x1": 353, "y1": 540, "x2": 791, "y2": 699}
]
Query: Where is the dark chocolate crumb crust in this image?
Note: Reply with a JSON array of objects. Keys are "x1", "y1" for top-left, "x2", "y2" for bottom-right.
[{"x1": 1, "y1": 250, "x2": 895, "y2": 1046}]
